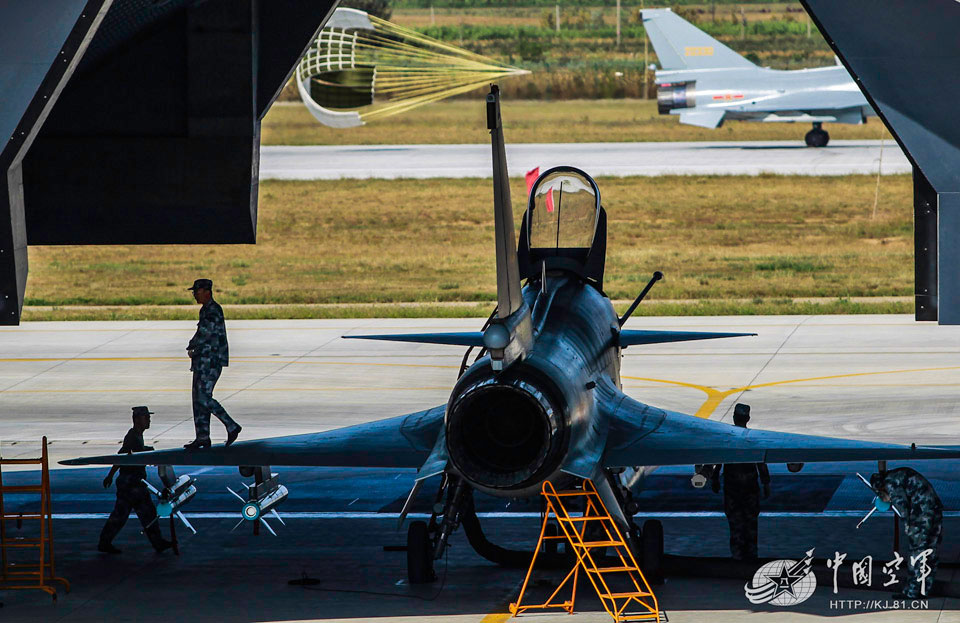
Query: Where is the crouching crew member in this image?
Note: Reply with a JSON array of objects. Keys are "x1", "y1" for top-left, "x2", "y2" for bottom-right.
[
  {"x1": 99, "y1": 406, "x2": 172, "y2": 554},
  {"x1": 184, "y1": 278, "x2": 241, "y2": 449},
  {"x1": 712, "y1": 403, "x2": 771, "y2": 561},
  {"x1": 871, "y1": 467, "x2": 943, "y2": 598}
]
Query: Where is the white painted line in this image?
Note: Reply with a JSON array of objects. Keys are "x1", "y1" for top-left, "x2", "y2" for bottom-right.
[{"x1": 50, "y1": 510, "x2": 954, "y2": 520}]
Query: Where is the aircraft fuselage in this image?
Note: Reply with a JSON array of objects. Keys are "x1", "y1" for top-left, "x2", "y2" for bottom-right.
[
  {"x1": 446, "y1": 273, "x2": 621, "y2": 498},
  {"x1": 657, "y1": 65, "x2": 873, "y2": 126}
]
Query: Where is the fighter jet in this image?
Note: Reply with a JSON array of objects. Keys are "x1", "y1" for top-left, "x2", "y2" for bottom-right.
[
  {"x1": 643, "y1": 8, "x2": 875, "y2": 146},
  {"x1": 65, "y1": 85, "x2": 959, "y2": 584}
]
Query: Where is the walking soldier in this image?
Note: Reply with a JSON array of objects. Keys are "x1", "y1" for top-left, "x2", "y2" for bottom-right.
[
  {"x1": 184, "y1": 278, "x2": 241, "y2": 449},
  {"x1": 98, "y1": 406, "x2": 172, "y2": 554}
]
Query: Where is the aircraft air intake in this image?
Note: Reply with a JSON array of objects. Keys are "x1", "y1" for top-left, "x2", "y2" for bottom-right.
[{"x1": 446, "y1": 376, "x2": 567, "y2": 492}]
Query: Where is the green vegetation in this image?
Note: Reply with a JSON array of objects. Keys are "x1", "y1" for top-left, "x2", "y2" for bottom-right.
[
  {"x1": 24, "y1": 174, "x2": 914, "y2": 320},
  {"x1": 272, "y1": 3, "x2": 834, "y2": 102},
  {"x1": 262, "y1": 99, "x2": 887, "y2": 145},
  {"x1": 381, "y1": 2, "x2": 832, "y2": 99}
]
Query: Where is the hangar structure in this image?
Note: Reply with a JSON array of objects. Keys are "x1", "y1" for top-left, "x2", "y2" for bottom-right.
[
  {"x1": 0, "y1": 0, "x2": 337, "y2": 325},
  {"x1": 800, "y1": 0, "x2": 960, "y2": 324},
  {"x1": 1, "y1": 1, "x2": 959, "y2": 325}
]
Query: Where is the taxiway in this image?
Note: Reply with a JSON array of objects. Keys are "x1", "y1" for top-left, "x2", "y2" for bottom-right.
[
  {"x1": 2, "y1": 315, "x2": 960, "y2": 621},
  {"x1": 259, "y1": 140, "x2": 910, "y2": 180}
]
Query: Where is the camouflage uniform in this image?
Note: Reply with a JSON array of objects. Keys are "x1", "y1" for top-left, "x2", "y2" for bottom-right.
[
  {"x1": 188, "y1": 298, "x2": 238, "y2": 440},
  {"x1": 713, "y1": 462, "x2": 770, "y2": 560},
  {"x1": 872, "y1": 468, "x2": 943, "y2": 598},
  {"x1": 99, "y1": 428, "x2": 166, "y2": 551}
]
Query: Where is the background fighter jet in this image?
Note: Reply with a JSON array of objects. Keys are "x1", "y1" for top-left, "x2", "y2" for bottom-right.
[
  {"x1": 66, "y1": 86, "x2": 960, "y2": 584},
  {"x1": 643, "y1": 8, "x2": 875, "y2": 146}
]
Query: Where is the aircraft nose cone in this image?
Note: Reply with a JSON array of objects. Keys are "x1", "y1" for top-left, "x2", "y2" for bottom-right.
[{"x1": 482, "y1": 324, "x2": 510, "y2": 350}]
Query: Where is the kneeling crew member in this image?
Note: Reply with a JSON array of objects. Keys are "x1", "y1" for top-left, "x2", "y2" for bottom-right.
[
  {"x1": 871, "y1": 467, "x2": 943, "y2": 598},
  {"x1": 99, "y1": 406, "x2": 172, "y2": 554},
  {"x1": 712, "y1": 403, "x2": 770, "y2": 561}
]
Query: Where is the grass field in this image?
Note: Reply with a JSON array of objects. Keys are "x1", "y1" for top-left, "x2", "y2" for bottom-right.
[
  {"x1": 262, "y1": 100, "x2": 888, "y2": 146},
  {"x1": 24, "y1": 174, "x2": 914, "y2": 320}
]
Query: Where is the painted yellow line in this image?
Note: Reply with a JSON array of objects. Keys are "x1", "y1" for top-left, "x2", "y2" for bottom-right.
[
  {"x1": 292, "y1": 360, "x2": 458, "y2": 369},
  {"x1": 479, "y1": 613, "x2": 512, "y2": 623},
  {"x1": 624, "y1": 383, "x2": 960, "y2": 389},
  {"x1": 624, "y1": 365, "x2": 960, "y2": 419}
]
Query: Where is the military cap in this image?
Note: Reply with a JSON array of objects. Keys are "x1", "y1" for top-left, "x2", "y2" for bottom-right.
[
  {"x1": 187, "y1": 278, "x2": 213, "y2": 291},
  {"x1": 131, "y1": 406, "x2": 154, "y2": 417}
]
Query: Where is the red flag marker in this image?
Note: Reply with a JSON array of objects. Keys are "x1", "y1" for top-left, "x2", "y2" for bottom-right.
[{"x1": 525, "y1": 167, "x2": 540, "y2": 195}]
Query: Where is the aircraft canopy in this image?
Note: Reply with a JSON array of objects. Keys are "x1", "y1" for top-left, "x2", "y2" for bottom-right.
[{"x1": 527, "y1": 168, "x2": 600, "y2": 252}]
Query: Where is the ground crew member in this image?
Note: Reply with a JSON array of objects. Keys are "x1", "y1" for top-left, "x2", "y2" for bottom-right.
[
  {"x1": 184, "y1": 278, "x2": 241, "y2": 449},
  {"x1": 711, "y1": 403, "x2": 770, "y2": 560},
  {"x1": 870, "y1": 467, "x2": 943, "y2": 598},
  {"x1": 98, "y1": 406, "x2": 172, "y2": 554}
]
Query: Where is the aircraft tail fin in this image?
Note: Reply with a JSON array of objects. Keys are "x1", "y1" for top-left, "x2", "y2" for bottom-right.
[
  {"x1": 487, "y1": 85, "x2": 524, "y2": 318},
  {"x1": 642, "y1": 8, "x2": 756, "y2": 71},
  {"x1": 486, "y1": 85, "x2": 532, "y2": 371}
]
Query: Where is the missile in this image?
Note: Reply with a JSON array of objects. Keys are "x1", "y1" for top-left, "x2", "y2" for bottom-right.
[
  {"x1": 853, "y1": 471, "x2": 901, "y2": 529},
  {"x1": 227, "y1": 467, "x2": 288, "y2": 536},
  {"x1": 143, "y1": 470, "x2": 198, "y2": 534},
  {"x1": 155, "y1": 475, "x2": 197, "y2": 518}
]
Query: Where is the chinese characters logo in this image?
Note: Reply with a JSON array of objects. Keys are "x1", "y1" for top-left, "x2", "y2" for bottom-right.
[{"x1": 744, "y1": 549, "x2": 817, "y2": 606}]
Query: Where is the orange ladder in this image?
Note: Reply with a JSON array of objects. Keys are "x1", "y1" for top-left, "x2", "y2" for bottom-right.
[
  {"x1": 0, "y1": 436, "x2": 70, "y2": 600},
  {"x1": 510, "y1": 479, "x2": 660, "y2": 622}
]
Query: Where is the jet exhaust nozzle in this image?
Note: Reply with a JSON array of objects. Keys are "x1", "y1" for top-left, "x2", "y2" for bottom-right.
[
  {"x1": 657, "y1": 81, "x2": 696, "y2": 114},
  {"x1": 446, "y1": 376, "x2": 566, "y2": 492}
]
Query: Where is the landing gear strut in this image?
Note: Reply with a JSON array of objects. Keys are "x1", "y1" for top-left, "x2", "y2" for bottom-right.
[
  {"x1": 805, "y1": 122, "x2": 830, "y2": 147},
  {"x1": 406, "y1": 475, "x2": 470, "y2": 584},
  {"x1": 611, "y1": 469, "x2": 665, "y2": 584}
]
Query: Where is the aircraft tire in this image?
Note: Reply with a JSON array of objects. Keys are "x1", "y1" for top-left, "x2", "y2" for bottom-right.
[
  {"x1": 805, "y1": 128, "x2": 829, "y2": 147},
  {"x1": 641, "y1": 519, "x2": 664, "y2": 585},
  {"x1": 407, "y1": 520, "x2": 435, "y2": 584}
]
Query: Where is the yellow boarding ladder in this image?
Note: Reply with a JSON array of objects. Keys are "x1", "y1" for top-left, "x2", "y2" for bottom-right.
[
  {"x1": 510, "y1": 479, "x2": 660, "y2": 622},
  {"x1": 0, "y1": 436, "x2": 70, "y2": 601}
]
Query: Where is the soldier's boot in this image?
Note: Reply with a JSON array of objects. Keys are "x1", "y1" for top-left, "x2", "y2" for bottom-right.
[
  {"x1": 98, "y1": 541, "x2": 122, "y2": 554},
  {"x1": 225, "y1": 424, "x2": 242, "y2": 447},
  {"x1": 183, "y1": 438, "x2": 211, "y2": 450}
]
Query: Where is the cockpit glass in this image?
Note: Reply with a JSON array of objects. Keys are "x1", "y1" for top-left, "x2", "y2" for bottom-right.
[{"x1": 528, "y1": 170, "x2": 599, "y2": 250}]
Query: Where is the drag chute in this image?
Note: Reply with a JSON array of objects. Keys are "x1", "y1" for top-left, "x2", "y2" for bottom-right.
[{"x1": 296, "y1": 8, "x2": 529, "y2": 128}]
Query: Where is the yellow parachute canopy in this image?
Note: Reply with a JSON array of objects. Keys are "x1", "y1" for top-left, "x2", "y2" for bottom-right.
[{"x1": 296, "y1": 8, "x2": 530, "y2": 128}]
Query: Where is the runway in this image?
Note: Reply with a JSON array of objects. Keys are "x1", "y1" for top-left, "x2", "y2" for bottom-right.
[
  {"x1": 259, "y1": 140, "x2": 910, "y2": 180},
  {"x1": 3, "y1": 315, "x2": 960, "y2": 621}
]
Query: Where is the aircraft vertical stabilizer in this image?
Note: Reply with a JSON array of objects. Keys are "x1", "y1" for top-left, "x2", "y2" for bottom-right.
[
  {"x1": 642, "y1": 8, "x2": 756, "y2": 71},
  {"x1": 488, "y1": 85, "x2": 523, "y2": 318},
  {"x1": 487, "y1": 85, "x2": 532, "y2": 370}
]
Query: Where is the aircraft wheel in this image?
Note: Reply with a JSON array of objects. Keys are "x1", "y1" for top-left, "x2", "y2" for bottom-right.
[
  {"x1": 641, "y1": 519, "x2": 664, "y2": 585},
  {"x1": 805, "y1": 128, "x2": 829, "y2": 147},
  {"x1": 407, "y1": 520, "x2": 436, "y2": 584}
]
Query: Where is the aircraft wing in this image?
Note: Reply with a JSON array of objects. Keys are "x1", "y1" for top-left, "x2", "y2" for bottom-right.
[
  {"x1": 60, "y1": 406, "x2": 445, "y2": 468},
  {"x1": 619, "y1": 329, "x2": 754, "y2": 347},
  {"x1": 603, "y1": 393, "x2": 960, "y2": 467}
]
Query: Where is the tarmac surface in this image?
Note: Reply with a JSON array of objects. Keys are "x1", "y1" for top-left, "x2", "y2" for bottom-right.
[
  {"x1": 2, "y1": 314, "x2": 960, "y2": 621},
  {"x1": 259, "y1": 140, "x2": 910, "y2": 180}
]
